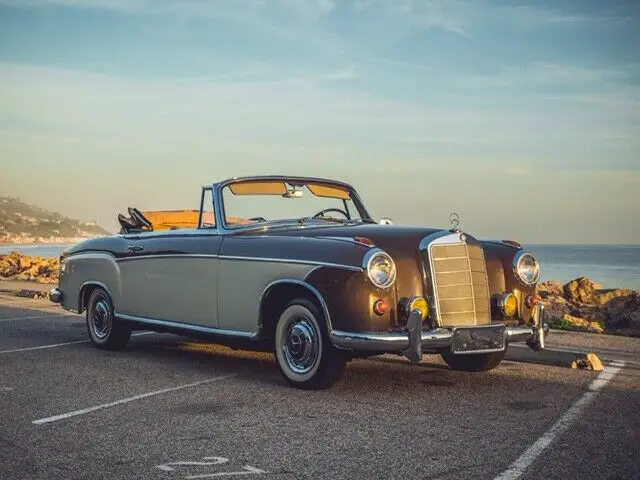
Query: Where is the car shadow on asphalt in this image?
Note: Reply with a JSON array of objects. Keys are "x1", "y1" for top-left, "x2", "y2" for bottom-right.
[{"x1": 117, "y1": 335, "x2": 598, "y2": 396}]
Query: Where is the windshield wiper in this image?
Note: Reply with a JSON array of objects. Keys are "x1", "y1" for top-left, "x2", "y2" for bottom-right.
[{"x1": 298, "y1": 217, "x2": 348, "y2": 225}]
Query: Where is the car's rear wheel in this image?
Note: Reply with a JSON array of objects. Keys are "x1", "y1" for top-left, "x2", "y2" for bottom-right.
[
  {"x1": 274, "y1": 298, "x2": 346, "y2": 390},
  {"x1": 86, "y1": 287, "x2": 131, "y2": 350},
  {"x1": 440, "y1": 349, "x2": 506, "y2": 372}
]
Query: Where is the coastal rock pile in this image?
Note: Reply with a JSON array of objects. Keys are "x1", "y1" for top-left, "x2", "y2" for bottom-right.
[
  {"x1": 537, "y1": 277, "x2": 640, "y2": 335},
  {"x1": 0, "y1": 251, "x2": 60, "y2": 284}
]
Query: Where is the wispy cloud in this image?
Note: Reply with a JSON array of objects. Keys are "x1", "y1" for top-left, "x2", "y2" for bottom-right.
[
  {"x1": 460, "y1": 62, "x2": 633, "y2": 88},
  {"x1": 494, "y1": 4, "x2": 634, "y2": 28}
]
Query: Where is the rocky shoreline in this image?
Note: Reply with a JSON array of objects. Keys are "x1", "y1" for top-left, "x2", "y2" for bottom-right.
[
  {"x1": 536, "y1": 278, "x2": 640, "y2": 337},
  {"x1": 0, "y1": 251, "x2": 60, "y2": 284},
  {"x1": 1, "y1": 251, "x2": 638, "y2": 336}
]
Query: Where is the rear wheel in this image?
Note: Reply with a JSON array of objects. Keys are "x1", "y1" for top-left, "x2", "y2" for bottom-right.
[
  {"x1": 274, "y1": 298, "x2": 346, "y2": 390},
  {"x1": 441, "y1": 349, "x2": 506, "y2": 372},
  {"x1": 86, "y1": 288, "x2": 131, "y2": 350}
]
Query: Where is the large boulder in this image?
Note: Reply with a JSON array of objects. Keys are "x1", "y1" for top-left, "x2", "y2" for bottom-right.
[
  {"x1": 559, "y1": 314, "x2": 605, "y2": 334},
  {"x1": 596, "y1": 288, "x2": 634, "y2": 306},
  {"x1": 563, "y1": 277, "x2": 599, "y2": 304},
  {"x1": 536, "y1": 281, "x2": 563, "y2": 299},
  {"x1": 603, "y1": 292, "x2": 640, "y2": 329},
  {"x1": 542, "y1": 296, "x2": 572, "y2": 321}
]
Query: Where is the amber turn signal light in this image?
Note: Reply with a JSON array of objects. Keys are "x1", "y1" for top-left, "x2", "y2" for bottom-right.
[{"x1": 373, "y1": 299, "x2": 389, "y2": 315}]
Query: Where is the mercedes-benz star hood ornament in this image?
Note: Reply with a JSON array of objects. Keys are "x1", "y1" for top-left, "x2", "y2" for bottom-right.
[{"x1": 449, "y1": 212, "x2": 461, "y2": 232}]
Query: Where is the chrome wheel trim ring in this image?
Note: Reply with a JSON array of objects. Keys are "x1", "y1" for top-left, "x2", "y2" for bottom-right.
[
  {"x1": 91, "y1": 297, "x2": 112, "y2": 340},
  {"x1": 283, "y1": 317, "x2": 320, "y2": 375},
  {"x1": 276, "y1": 305, "x2": 323, "y2": 382}
]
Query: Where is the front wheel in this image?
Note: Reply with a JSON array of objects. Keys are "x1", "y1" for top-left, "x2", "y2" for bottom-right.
[
  {"x1": 441, "y1": 349, "x2": 506, "y2": 372},
  {"x1": 86, "y1": 287, "x2": 132, "y2": 350},
  {"x1": 274, "y1": 298, "x2": 346, "y2": 390}
]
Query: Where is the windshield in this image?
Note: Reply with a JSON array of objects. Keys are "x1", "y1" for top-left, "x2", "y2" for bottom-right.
[{"x1": 221, "y1": 179, "x2": 367, "y2": 228}]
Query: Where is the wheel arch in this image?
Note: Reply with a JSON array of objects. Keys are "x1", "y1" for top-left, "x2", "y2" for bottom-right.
[
  {"x1": 78, "y1": 281, "x2": 114, "y2": 313},
  {"x1": 259, "y1": 279, "x2": 332, "y2": 343}
]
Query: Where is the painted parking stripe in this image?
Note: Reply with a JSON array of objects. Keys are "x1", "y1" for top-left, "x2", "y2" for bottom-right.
[
  {"x1": 0, "y1": 313, "x2": 78, "y2": 322},
  {"x1": 32, "y1": 374, "x2": 237, "y2": 425},
  {"x1": 493, "y1": 362, "x2": 625, "y2": 480},
  {"x1": 0, "y1": 331, "x2": 154, "y2": 354}
]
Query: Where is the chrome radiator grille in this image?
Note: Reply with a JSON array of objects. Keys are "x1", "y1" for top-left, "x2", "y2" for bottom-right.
[{"x1": 428, "y1": 241, "x2": 491, "y2": 327}]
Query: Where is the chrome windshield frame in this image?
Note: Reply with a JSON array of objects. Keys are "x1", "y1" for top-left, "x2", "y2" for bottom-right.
[{"x1": 211, "y1": 175, "x2": 375, "y2": 234}]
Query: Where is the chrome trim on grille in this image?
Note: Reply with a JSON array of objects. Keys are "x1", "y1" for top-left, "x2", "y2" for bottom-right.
[{"x1": 420, "y1": 231, "x2": 491, "y2": 327}]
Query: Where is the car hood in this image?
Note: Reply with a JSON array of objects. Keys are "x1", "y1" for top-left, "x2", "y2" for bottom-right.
[{"x1": 239, "y1": 223, "x2": 449, "y2": 255}]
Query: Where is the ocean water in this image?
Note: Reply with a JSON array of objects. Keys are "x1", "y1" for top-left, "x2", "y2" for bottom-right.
[
  {"x1": 1, "y1": 243, "x2": 639, "y2": 291},
  {"x1": 527, "y1": 244, "x2": 640, "y2": 291}
]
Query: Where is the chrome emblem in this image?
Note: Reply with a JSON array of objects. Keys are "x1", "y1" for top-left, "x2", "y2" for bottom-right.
[{"x1": 449, "y1": 212, "x2": 461, "y2": 232}]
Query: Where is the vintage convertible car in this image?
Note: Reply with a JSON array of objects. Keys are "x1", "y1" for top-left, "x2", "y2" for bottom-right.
[{"x1": 49, "y1": 175, "x2": 547, "y2": 389}]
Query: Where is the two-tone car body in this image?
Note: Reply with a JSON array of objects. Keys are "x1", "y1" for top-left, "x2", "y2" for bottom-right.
[{"x1": 49, "y1": 175, "x2": 547, "y2": 389}]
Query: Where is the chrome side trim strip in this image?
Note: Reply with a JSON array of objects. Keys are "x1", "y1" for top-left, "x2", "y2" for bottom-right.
[
  {"x1": 220, "y1": 255, "x2": 363, "y2": 272},
  {"x1": 114, "y1": 253, "x2": 362, "y2": 271},
  {"x1": 116, "y1": 313, "x2": 257, "y2": 338}
]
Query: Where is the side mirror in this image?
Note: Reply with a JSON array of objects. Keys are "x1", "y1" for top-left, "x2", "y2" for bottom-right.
[{"x1": 379, "y1": 217, "x2": 393, "y2": 225}]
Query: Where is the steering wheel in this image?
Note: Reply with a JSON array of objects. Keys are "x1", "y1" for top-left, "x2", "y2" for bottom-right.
[
  {"x1": 249, "y1": 216, "x2": 267, "y2": 223},
  {"x1": 312, "y1": 208, "x2": 350, "y2": 220}
]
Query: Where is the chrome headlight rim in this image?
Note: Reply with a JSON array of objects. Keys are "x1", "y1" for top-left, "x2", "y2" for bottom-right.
[
  {"x1": 363, "y1": 249, "x2": 397, "y2": 289},
  {"x1": 513, "y1": 250, "x2": 540, "y2": 286}
]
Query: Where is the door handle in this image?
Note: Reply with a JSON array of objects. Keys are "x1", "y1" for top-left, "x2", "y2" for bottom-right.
[{"x1": 127, "y1": 245, "x2": 144, "y2": 253}]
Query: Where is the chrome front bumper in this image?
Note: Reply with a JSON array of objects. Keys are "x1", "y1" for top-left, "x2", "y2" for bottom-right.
[{"x1": 330, "y1": 304, "x2": 548, "y2": 362}]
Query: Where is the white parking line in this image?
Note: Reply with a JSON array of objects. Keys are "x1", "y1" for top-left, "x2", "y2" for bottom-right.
[
  {"x1": 0, "y1": 331, "x2": 154, "y2": 354},
  {"x1": 0, "y1": 313, "x2": 78, "y2": 322},
  {"x1": 32, "y1": 374, "x2": 237, "y2": 425},
  {"x1": 493, "y1": 361, "x2": 625, "y2": 480}
]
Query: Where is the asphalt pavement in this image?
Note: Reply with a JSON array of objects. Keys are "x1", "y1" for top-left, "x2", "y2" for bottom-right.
[{"x1": 0, "y1": 293, "x2": 638, "y2": 480}]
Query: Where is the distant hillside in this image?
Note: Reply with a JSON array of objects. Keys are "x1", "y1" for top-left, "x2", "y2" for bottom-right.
[{"x1": 0, "y1": 196, "x2": 109, "y2": 244}]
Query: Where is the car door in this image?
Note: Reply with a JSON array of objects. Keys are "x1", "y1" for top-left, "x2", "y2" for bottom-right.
[{"x1": 117, "y1": 188, "x2": 222, "y2": 327}]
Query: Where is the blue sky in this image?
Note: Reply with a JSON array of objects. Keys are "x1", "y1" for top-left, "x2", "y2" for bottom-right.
[{"x1": 0, "y1": 0, "x2": 638, "y2": 243}]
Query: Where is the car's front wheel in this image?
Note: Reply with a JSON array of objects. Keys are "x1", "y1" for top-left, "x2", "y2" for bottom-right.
[
  {"x1": 274, "y1": 298, "x2": 346, "y2": 390},
  {"x1": 440, "y1": 349, "x2": 506, "y2": 372},
  {"x1": 86, "y1": 287, "x2": 132, "y2": 350}
]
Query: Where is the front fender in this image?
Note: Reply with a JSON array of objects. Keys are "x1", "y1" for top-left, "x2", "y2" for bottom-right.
[
  {"x1": 481, "y1": 241, "x2": 538, "y2": 322},
  {"x1": 59, "y1": 252, "x2": 122, "y2": 313},
  {"x1": 304, "y1": 265, "x2": 397, "y2": 333}
]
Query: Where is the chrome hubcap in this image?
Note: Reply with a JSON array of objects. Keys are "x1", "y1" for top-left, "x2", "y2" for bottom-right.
[
  {"x1": 283, "y1": 317, "x2": 319, "y2": 374},
  {"x1": 92, "y1": 298, "x2": 112, "y2": 339}
]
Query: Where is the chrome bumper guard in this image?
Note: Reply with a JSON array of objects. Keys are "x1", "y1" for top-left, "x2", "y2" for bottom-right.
[
  {"x1": 330, "y1": 303, "x2": 548, "y2": 362},
  {"x1": 49, "y1": 288, "x2": 63, "y2": 304}
]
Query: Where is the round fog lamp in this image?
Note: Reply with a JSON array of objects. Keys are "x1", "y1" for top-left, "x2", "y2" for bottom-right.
[
  {"x1": 498, "y1": 293, "x2": 518, "y2": 317},
  {"x1": 408, "y1": 297, "x2": 429, "y2": 320}
]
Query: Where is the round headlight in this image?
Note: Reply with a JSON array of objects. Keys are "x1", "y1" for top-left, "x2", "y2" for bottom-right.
[
  {"x1": 513, "y1": 251, "x2": 540, "y2": 285},
  {"x1": 364, "y1": 250, "x2": 396, "y2": 289}
]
